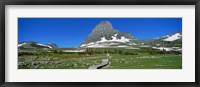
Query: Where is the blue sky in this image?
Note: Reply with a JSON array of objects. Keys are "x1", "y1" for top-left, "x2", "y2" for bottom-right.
[{"x1": 18, "y1": 18, "x2": 182, "y2": 48}]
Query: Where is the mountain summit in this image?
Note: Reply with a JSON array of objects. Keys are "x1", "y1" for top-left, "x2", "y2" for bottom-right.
[
  {"x1": 80, "y1": 21, "x2": 136, "y2": 48},
  {"x1": 92, "y1": 21, "x2": 113, "y2": 32}
]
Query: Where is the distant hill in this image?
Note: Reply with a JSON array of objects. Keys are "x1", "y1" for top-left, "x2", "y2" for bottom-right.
[
  {"x1": 138, "y1": 30, "x2": 182, "y2": 47},
  {"x1": 18, "y1": 41, "x2": 58, "y2": 50}
]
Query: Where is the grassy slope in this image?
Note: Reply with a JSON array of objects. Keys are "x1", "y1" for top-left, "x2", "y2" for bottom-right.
[
  {"x1": 107, "y1": 54, "x2": 182, "y2": 69},
  {"x1": 18, "y1": 53, "x2": 105, "y2": 69},
  {"x1": 18, "y1": 47, "x2": 182, "y2": 69}
]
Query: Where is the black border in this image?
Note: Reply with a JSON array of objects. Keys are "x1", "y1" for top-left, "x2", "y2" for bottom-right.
[{"x1": 0, "y1": 0, "x2": 200, "y2": 87}]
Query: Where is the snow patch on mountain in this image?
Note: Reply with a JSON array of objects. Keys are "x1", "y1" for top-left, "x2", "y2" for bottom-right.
[
  {"x1": 129, "y1": 43, "x2": 137, "y2": 45},
  {"x1": 163, "y1": 33, "x2": 182, "y2": 41},
  {"x1": 36, "y1": 43, "x2": 53, "y2": 49},
  {"x1": 96, "y1": 37, "x2": 108, "y2": 43},
  {"x1": 80, "y1": 33, "x2": 132, "y2": 47},
  {"x1": 95, "y1": 33, "x2": 130, "y2": 43},
  {"x1": 116, "y1": 45, "x2": 129, "y2": 47},
  {"x1": 111, "y1": 33, "x2": 118, "y2": 40},
  {"x1": 153, "y1": 47, "x2": 174, "y2": 51},
  {"x1": 18, "y1": 42, "x2": 26, "y2": 47},
  {"x1": 86, "y1": 44, "x2": 107, "y2": 48},
  {"x1": 152, "y1": 46, "x2": 182, "y2": 52}
]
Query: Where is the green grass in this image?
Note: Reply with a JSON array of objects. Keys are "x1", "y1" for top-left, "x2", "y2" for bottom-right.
[
  {"x1": 18, "y1": 53, "x2": 105, "y2": 69},
  {"x1": 107, "y1": 54, "x2": 182, "y2": 69},
  {"x1": 18, "y1": 47, "x2": 182, "y2": 69}
]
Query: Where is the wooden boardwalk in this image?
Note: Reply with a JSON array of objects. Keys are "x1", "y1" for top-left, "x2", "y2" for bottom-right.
[{"x1": 89, "y1": 53, "x2": 112, "y2": 69}]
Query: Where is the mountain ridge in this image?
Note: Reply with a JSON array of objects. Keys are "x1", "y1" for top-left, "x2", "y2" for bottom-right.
[
  {"x1": 80, "y1": 21, "x2": 182, "y2": 48},
  {"x1": 18, "y1": 41, "x2": 58, "y2": 50}
]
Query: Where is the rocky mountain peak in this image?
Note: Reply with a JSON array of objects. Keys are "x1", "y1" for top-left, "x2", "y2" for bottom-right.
[
  {"x1": 80, "y1": 21, "x2": 135, "y2": 48},
  {"x1": 92, "y1": 21, "x2": 113, "y2": 33}
]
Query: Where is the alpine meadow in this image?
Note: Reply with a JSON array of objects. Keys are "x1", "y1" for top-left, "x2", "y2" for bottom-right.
[{"x1": 18, "y1": 18, "x2": 182, "y2": 69}]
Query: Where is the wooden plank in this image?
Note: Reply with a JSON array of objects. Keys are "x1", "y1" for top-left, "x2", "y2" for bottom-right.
[{"x1": 89, "y1": 58, "x2": 109, "y2": 69}]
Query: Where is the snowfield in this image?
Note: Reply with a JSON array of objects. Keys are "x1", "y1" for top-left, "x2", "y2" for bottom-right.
[
  {"x1": 116, "y1": 45, "x2": 129, "y2": 47},
  {"x1": 63, "y1": 49, "x2": 85, "y2": 52},
  {"x1": 36, "y1": 43, "x2": 53, "y2": 49},
  {"x1": 152, "y1": 46, "x2": 182, "y2": 52},
  {"x1": 18, "y1": 42, "x2": 26, "y2": 47},
  {"x1": 86, "y1": 43, "x2": 108, "y2": 48},
  {"x1": 95, "y1": 33, "x2": 130, "y2": 43},
  {"x1": 129, "y1": 43, "x2": 137, "y2": 45},
  {"x1": 80, "y1": 33, "x2": 134, "y2": 48},
  {"x1": 163, "y1": 33, "x2": 182, "y2": 41},
  {"x1": 154, "y1": 47, "x2": 174, "y2": 51}
]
